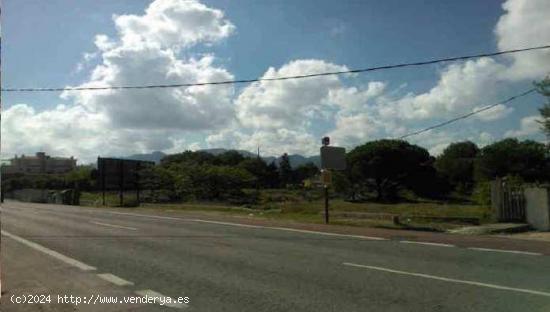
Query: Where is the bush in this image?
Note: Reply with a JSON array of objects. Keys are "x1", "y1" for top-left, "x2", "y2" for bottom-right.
[{"x1": 472, "y1": 181, "x2": 491, "y2": 206}]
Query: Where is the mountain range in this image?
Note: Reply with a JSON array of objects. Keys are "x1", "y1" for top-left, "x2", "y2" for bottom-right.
[{"x1": 125, "y1": 149, "x2": 321, "y2": 168}]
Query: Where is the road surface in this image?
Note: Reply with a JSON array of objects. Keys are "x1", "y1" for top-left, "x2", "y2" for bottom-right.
[{"x1": 2, "y1": 201, "x2": 550, "y2": 311}]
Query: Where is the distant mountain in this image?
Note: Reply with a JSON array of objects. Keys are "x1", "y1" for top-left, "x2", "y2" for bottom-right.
[
  {"x1": 123, "y1": 149, "x2": 320, "y2": 168},
  {"x1": 199, "y1": 148, "x2": 257, "y2": 158},
  {"x1": 124, "y1": 151, "x2": 166, "y2": 164}
]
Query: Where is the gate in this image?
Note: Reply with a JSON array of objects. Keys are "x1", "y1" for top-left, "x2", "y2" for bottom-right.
[{"x1": 491, "y1": 178, "x2": 526, "y2": 222}]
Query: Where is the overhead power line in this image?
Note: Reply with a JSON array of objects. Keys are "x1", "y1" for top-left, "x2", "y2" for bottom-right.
[
  {"x1": 397, "y1": 88, "x2": 537, "y2": 140},
  {"x1": 2, "y1": 44, "x2": 550, "y2": 92}
]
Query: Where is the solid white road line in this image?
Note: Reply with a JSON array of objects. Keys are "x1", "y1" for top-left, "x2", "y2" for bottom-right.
[
  {"x1": 400, "y1": 240, "x2": 455, "y2": 247},
  {"x1": 106, "y1": 211, "x2": 387, "y2": 241},
  {"x1": 468, "y1": 247, "x2": 542, "y2": 256},
  {"x1": 135, "y1": 289, "x2": 188, "y2": 309},
  {"x1": 97, "y1": 273, "x2": 134, "y2": 286},
  {"x1": 343, "y1": 262, "x2": 550, "y2": 297},
  {"x1": 1, "y1": 230, "x2": 96, "y2": 271},
  {"x1": 90, "y1": 221, "x2": 138, "y2": 231}
]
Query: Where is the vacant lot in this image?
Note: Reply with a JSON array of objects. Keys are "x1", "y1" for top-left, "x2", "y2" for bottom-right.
[{"x1": 81, "y1": 189, "x2": 491, "y2": 232}]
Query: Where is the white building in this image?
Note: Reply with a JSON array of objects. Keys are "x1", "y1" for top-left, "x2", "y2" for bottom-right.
[{"x1": 2, "y1": 152, "x2": 77, "y2": 174}]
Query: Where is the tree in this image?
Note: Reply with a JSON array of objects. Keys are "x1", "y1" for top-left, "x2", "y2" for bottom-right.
[
  {"x1": 266, "y1": 161, "x2": 280, "y2": 188},
  {"x1": 196, "y1": 166, "x2": 255, "y2": 200},
  {"x1": 347, "y1": 140, "x2": 434, "y2": 200},
  {"x1": 535, "y1": 77, "x2": 550, "y2": 138},
  {"x1": 278, "y1": 153, "x2": 292, "y2": 186},
  {"x1": 475, "y1": 138, "x2": 548, "y2": 182},
  {"x1": 435, "y1": 141, "x2": 479, "y2": 193},
  {"x1": 65, "y1": 165, "x2": 95, "y2": 191},
  {"x1": 161, "y1": 151, "x2": 216, "y2": 167},
  {"x1": 215, "y1": 151, "x2": 246, "y2": 166},
  {"x1": 292, "y1": 162, "x2": 319, "y2": 184},
  {"x1": 239, "y1": 157, "x2": 273, "y2": 188}
]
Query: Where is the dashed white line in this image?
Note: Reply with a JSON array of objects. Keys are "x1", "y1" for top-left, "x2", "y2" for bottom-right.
[
  {"x1": 97, "y1": 273, "x2": 134, "y2": 286},
  {"x1": 400, "y1": 240, "x2": 455, "y2": 247},
  {"x1": 268, "y1": 226, "x2": 388, "y2": 241},
  {"x1": 468, "y1": 247, "x2": 542, "y2": 256},
  {"x1": 1, "y1": 230, "x2": 96, "y2": 271},
  {"x1": 343, "y1": 262, "x2": 550, "y2": 297},
  {"x1": 90, "y1": 221, "x2": 138, "y2": 231},
  {"x1": 106, "y1": 211, "x2": 387, "y2": 241},
  {"x1": 135, "y1": 289, "x2": 189, "y2": 309}
]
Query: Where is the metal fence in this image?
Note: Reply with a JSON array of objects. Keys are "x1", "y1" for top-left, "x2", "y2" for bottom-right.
[{"x1": 491, "y1": 178, "x2": 526, "y2": 222}]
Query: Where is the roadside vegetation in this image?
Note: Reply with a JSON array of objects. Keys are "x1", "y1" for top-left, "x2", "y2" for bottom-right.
[{"x1": 3, "y1": 79, "x2": 550, "y2": 231}]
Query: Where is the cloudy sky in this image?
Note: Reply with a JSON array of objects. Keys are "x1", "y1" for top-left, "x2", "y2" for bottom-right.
[{"x1": 2, "y1": 0, "x2": 549, "y2": 163}]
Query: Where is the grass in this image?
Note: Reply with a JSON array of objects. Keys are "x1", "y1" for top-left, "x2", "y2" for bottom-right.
[{"x1": 79, "y1": 190, "x2": 492, "y2": 232}]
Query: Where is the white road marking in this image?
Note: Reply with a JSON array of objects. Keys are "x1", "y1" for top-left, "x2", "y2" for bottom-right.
[
  {"x1": 400, "y1": 240, "x2": 455, "y2": 247},
  {"x1": 97, "y1": 273, "x2": 134, "y2": 286},
  {"x1": 190, "y1": 219, "x2": 264, "y2": 229},
  {"x1": 135, "y1": 289, "x2": 188, "y2": 309},
  {"x1": 267, "y1": 226, "x2": 388, "y2": 241},
  {"x1": 343, "y1": 262, "x2": 550, "y2": 297},
  {"x1": 106, "y1": 211, "x2": 387, "y2": 241},
  {"x1": 90, "y1": 221, "x2": 138, "y2": 231},
  {"x1": 1, "y1": 230, "x2": 96, "y2": 271},
  {"x1": 468, "y1": 247, "x2": 542, "y2": 256}
]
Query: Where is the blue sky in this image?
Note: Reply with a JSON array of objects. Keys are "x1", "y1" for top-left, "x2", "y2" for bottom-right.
[{"x1": 2, "y1": 0, "x2": 548, "y2": 163}]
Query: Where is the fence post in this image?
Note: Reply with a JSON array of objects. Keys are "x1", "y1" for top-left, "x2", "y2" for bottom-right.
[{"x1": 491, "y1": 178, "x2": 502, "y2": 222}]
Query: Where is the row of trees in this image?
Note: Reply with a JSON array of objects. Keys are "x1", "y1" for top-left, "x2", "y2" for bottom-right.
[
  {"x1": 139, "y1": 136, "x2": 548, "y2": 203},
  {"x1": 3, "y1": 137, "x2": 548, "y2": 204},
  {"x1": 340, "y1": 138, "x2": 549, "y2": 201},
  {"x1": 141, "y1": 151, "x2": 318, "y2": 202},
  {"x1": 2, "y1": 166, "x2": 95, "y2": 194}
]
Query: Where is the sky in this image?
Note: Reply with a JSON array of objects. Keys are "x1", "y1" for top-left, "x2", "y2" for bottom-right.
[{"x1": 2, "y1": 0, "x2": 549, "y2": 164}]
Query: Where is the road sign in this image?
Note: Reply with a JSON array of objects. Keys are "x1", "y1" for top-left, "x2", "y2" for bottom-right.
[
  {"x1": 97, "y1": 157, "x2": 154, "y2": 206},
  {"x1": 321, "y1": 170, "x2": 332, "y2": 186},
  {"x1": 320, "y1": 146, "x2": 346, "y2": 170}
]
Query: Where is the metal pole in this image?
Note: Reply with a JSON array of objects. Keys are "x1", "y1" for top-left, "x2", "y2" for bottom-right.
[
  {"x1": 136, "y1": 162, "x2": 140, "y2": 206},
  {"x1": 324, "y1": 185, "x2": 329, "y2": 224},
  {"x1": 101, "y1": 158, "x2": 106, "y2": 206},
  {"x1": 119, "y1": 159, "x2": 124, "y2": 207}
]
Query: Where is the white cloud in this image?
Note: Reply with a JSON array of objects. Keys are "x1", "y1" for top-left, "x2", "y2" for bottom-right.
[
  {"x1": 5, "y1": 0, "x2": 550, "y2": 162},
  {"x1": 377, "y1": 58, "x2": 507, "y2": 121},
  {"x1": 3, "y1": 0, "x2": 237, "y2": 162},
  {"x1": 326, "y1": 113, "x2": 384, "y2": 148},
  {"x1": 328, "y1": 82, "x2": 386, "y2": 113},
  {"x1": 207, "y1": 128, "x2": 319, "y2": 156},
  {"x1": 495, "y1": 0, "x2": 550, "y2": 80},
  {"x1": 1, "y1": 103, "x2": 193, "y2": 163},
  {"x1": 114, "y1": 0, "x2": 234, "y2": 50},
  {"x1": 235, "y1": 60, "x2": 348, "y2": 129},
  {"x1": 473, "y1": 104, "x2": 514, "y2": 121},
  {"x1": 63, "y1": 0, "x2": 236, "y2": 131},
  {"x1": 504, "y1": 115, "x2": 542, "y2": 137}
]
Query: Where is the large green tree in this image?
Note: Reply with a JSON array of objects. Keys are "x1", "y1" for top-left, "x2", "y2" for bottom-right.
[
  {"x1": 347, "y1": 140, "x2": 439, "y2": 200},
  {"x1": 435, "y1": 141, "x2": 479, "y2": 193},
  {"x1": 238, "y1": 157, "x2": 279, "y2": 188},
  {"x1": 475, "y1": 138, "x2": 548, "y2": 182}
]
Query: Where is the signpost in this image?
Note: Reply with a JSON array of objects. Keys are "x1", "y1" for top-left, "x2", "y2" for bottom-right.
[
  {"x1": 97, "y1": 157, "x2": 154, "y2": 206},
  {"x1": 320, "y1": 137, "x2": 346, "y2": 224}
]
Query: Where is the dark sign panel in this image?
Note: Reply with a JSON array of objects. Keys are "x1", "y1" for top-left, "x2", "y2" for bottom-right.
[
  {"x1": 97, "y1": 157, "x2": 154, "y2": 190},
  {"x1": 320, "y1": 146, "x2": 346, "y2": 170}
]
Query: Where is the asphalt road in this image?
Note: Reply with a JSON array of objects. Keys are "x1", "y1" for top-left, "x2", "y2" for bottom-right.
[{"x1": 2, "y1": 201, "x2": 550, "y2": 311}]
